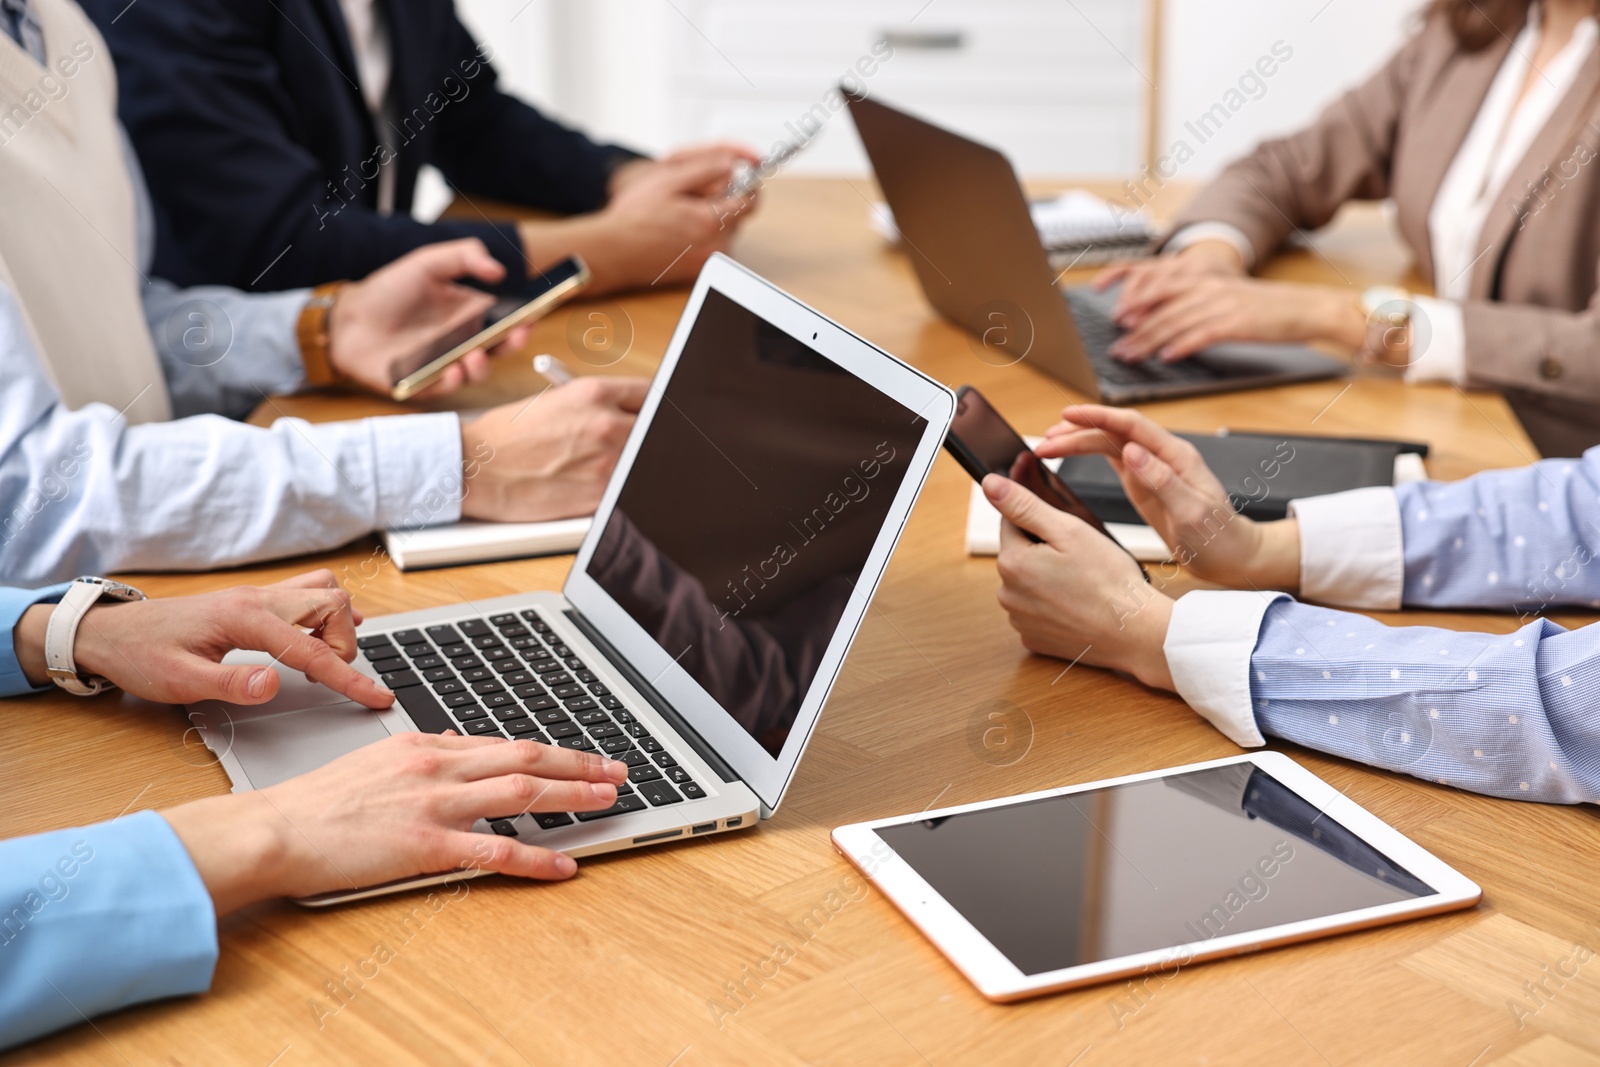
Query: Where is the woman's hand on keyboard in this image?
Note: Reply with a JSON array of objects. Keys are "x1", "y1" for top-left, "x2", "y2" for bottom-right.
[
  {"x1": 18, "y1": 569, "x2": 396, "y2": 708},
  {"x1": 162, "y1": 733, "x2": 630, "y2": 914},
  {"x1": 1035, "y1": 406, "x2": 1301, "y2": 592}
]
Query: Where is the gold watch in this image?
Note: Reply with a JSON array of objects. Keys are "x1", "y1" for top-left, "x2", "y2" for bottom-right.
[{"x1": 296, "y1": 281, "x2": 348, "y2": 386}]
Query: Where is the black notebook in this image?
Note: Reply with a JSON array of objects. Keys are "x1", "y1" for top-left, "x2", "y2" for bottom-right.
[{"x1": 1057, "y1": 431, "x2": 1429, "y2": 525}]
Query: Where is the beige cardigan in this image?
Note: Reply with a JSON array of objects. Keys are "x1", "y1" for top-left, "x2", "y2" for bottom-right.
[
  {"x1": 0, "y1": 0, "x2": 169, "y2": 424},
  {"x1": 1171, "y1": 10, "x2": 1600, "y2": 403}
]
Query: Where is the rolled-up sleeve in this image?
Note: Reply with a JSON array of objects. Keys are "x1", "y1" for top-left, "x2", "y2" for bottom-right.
[{"x1": 0, "y1": 811, "x2": 217, "y2": 1050}]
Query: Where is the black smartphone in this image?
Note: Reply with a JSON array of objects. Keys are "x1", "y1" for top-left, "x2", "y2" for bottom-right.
[{"x1": 945, "y1": 386, "x2": 1145, "y2": 571}]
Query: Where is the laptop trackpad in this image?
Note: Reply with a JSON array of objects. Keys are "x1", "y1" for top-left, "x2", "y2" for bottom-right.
[{"x1": 193, "y1": 652, "x2": 393, "y2": 789}]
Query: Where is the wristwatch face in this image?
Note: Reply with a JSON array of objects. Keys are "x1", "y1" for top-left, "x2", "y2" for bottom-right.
[{"x1": 76, "y1": 576, "x2": 147, "y2": 603}]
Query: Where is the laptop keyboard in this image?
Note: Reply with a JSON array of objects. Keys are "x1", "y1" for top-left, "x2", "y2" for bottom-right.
[
  {"x1": 355, "y1": 611, "x2": 707, "y2": 831},
  {"x1": 1063, "y1": 290, "x2": 1227, "y2": 388}
]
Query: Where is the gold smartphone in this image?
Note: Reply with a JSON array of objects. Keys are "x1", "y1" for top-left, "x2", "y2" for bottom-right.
[{"x1": 391, "y1": 256, "x2": 590, "y2": 401}]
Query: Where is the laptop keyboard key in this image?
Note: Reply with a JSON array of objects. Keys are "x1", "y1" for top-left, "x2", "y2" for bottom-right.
[
  {"x1": 681, "y1": 782, "x2": 706, "y2": 800},
  {"x1": 483, "y1": 692, "x2": 516, "y2": 709},
  {"x1": 605, "y1": 699, "x2": 626, "y2": 714},
  {"x1": 411, "y1": 655, "x2": 443, "y2": 671},
  {"x1": 564, "y1": 697, "x2": 598, "y2": 713},
  {"x1": 367, "y1": 656, "x2": 404, "y2": 676},
  {"x1": 491, "y1": 659, "x2": 525, "y2": 675},
  {"x1": 557, "y1": 736, "x2": 596, "y2": 751},
  {"x1": 360, "y1": 644, "x2": 396, "y2": 662},
  {"x1": 444, "y1": 690, "x2": 477, "y2": 707},
  {"x1": 575, "y1": 709, "x2": 608, "y2": 725},
  {"x1": 462, "y1": 719, "x2": 503, "y2": 736},
  {"x1": 394, "y1": 686, "x2": 455, "y2": 734},
  {"x1": 454, "y1": 706, "x2": 488, "y2": 721},
  {"x1": 589, "y1": 723, "x2": 622, "y2": 740},
  {"x1": 552, "y1": 683, "x2": 584, "y2": 699},
  {"x1": 575, "y1": 795, "x2": 647, "y2": 821},
  {"x1": 471, "y1": 679, "x2": 505, "y2": 695},
  {"x1": 489, "y1": 613, "x2": 518, "y2": 627},
  {"x1": 535, "y1": 708, "x2": 569, "y2": 725},
  {"x1": 667, "y1": 767, "x2": 692, "y2": 784},
  {"x1": 426, "y1": 624, "x2": 461, "y2": 645},
  {"x1": 535, "y1": 812, "x2": 573, "y2": 829},
  {"x1": 489, "y1": 819, "x2": 518, "y2": 837},
  {"x1": 638, "y1": 779, "x2": 682, "y2": 806},
  {"x1": 621, "y1": 750, "x2": 649, "y2": 766},
  {"x1": 453, "y1": 658, "x2": 484, "y2": 674},
  {"x1": 546, "y1": 721, "x2": 581, "y2": 739},
  {"x1": 501, "y1": 670, "x2": 534, "y2": 686},
  {"x1": 400, "y1": 643, "x2": 432, "y2": 659},
  {"x1": 653, "y1": 753, "x2": 677, "y2": 767},
  {"x1": 442, "y1": 643, "x2": 472, "y2": 659},
  {"x1": 357, "y1": 634, "x2": 395, "y2": 649},
  {"x1": 513, "y1": 683, "x2": 548, "y2": 699},
  {"x1": 390, "y1": 629, "x2": 425, "y2": 646},
  {"x1": 458, "y1": 619, "x2": 491, "y2": 638},
  {"x1": 503, "y1": 719, "x2": 544, "y2": 738},
  {"x1": 599, "y1": 736, "x2": 633, "y2": 755},
  {"x1": 381, "y1": 669, "x2": 421, "y2": 690},
  {"x1": 639, "y1": 738, "x2": 663, "y2": 754},
  {"x1": 628, "y1": 764, "x2": 663, "y2": 784},
  {"x1": 483, "y1": 647, "x2": 513, "y2": 662}
]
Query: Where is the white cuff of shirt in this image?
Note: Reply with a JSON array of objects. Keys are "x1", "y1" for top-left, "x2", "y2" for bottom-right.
[
  {"x1": 1163, "y1": 589, "x2": 1287, "y2": 748},
  {"x1": 1402, "y1": 296, "x2": 1467, "y2": 386},
  {"x1": 370, "y1": 412, "x2": 465, "y2": 530},
  {"x1": 1164, "y1": 222, "x2": 1257, "y2": 270},
  {"x1": 1288, "y1": 486, "x2": 1404, "y2": 609}
]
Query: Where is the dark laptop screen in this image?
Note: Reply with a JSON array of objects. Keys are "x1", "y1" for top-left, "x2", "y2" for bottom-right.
[{"x1": 584, "y1": 289, "x2": 927, "y2": 756}]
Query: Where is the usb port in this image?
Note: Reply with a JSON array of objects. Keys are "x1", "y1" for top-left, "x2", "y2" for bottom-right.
[
  {"x1": 726, "y1": 816, "x2": 743, "y2": 828},
  {"x1": 692, "y1": 822, "x2": 717, "y2": 835}
]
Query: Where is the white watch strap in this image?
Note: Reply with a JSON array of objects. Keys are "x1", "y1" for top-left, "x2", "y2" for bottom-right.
[{"x1": 44, "y1": 578, "x2": 144, "y2": 696}]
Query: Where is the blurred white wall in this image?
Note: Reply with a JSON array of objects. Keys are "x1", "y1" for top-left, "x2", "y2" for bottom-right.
[
  {"x1": 431, "y1": 0, "x2": 1426, "y2": 200},
  {"x1": 1158, "y1": 0, "x2": 1421, "y2": 180}
]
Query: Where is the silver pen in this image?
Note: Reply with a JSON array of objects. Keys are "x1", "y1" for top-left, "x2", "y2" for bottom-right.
[{"x1": 533, "y1": 353, "x2": 575, "y2": 386}]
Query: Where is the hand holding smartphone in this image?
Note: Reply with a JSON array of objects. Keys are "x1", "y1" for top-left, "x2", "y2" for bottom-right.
[
  {"x1": 945, "y1": 386, "x2": 1145, "y2": 576},
  {"x1": 390, "y1": 257, "x2": 591, "y2": 401}
]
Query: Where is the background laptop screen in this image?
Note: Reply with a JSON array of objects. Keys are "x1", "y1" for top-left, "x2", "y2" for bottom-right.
[{"x1": 585, "y1": 289, "x2": 928, "y2": 756}]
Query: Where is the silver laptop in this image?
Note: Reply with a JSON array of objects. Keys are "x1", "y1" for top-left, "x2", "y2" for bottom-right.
[
  {"x1": 845, "y1": 90, "x2": 1347, "y2": 404},
  {"x1": 189, "y1": 254, "x2": 956, "y2": 904}
]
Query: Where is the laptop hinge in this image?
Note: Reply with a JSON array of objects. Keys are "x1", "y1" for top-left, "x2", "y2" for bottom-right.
[{"x1": 563, "y1": 609, "x2": 742, "y2": 786}]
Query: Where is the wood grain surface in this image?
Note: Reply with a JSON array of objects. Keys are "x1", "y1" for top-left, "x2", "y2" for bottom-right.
[{"x1": 5, "y1": 179, "x2": 1596, "y2": 1067}]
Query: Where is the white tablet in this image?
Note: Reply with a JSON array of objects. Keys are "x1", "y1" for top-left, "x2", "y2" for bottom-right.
[{"x1": 832, "y1": 752, "x2": 1480, "y2": 1002}]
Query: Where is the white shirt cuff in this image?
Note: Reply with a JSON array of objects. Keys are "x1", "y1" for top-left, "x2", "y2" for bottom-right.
[
  {"x1": 1288, "y1": 486, "x2": 1403, "y2": 609},
  {"x1": 370, "y1": 412, "x2": 464, "y2": 530},
  {"x1": 1163, "y1": 589, "x2": 1287, "y2": 748},
  {"x1": 1402, "y1": 296, "x2": 1467, "y2": 386},
  {"x1": 1164, "y1": 222, "x2": 1257, "y2": 270}
]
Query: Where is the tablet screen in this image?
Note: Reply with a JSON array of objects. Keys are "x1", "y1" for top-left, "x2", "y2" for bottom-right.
[{"x1": 874, "y1": 763, "x2": 1434, "y2": 976}]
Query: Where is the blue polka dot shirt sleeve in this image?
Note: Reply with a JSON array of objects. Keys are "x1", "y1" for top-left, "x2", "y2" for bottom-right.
[
  {"x1": 1250, "y1": 598, "x2": 1600, "y2": 804},
  {"x1": 1396, "y1": 447, "x2": 1600, "y2": 611}
]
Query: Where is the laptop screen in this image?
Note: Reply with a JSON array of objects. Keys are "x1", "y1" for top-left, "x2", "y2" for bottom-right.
[{"x1": 584, "y1": 289, "x2": 929, "y2": 756}]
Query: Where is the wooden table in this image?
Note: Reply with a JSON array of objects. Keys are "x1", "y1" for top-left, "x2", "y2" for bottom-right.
[{"x1": 7, "y1": 179, "x2": 1599, "y2": 1067}]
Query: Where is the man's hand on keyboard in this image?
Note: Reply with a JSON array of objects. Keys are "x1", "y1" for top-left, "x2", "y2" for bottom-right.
[
  {"x1": 162, "y1": 733, "x2": 631, "y2": 914},
  {"x1": 12, "y1": 569, "x2": 395, "y2": 708}
]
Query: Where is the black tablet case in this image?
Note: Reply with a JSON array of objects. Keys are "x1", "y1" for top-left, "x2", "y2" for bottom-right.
[{"x1": 1057, "y1": 431, "x2": 1429, "y2": 525}]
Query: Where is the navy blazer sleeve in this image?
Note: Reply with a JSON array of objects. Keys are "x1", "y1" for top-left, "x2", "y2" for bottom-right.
[{"x1": 81, "y1": 0, "x2": 639, "y2": 290}]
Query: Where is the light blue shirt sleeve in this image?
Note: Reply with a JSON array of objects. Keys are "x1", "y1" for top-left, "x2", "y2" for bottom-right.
[
  {"x1": 1247, "y1": 597, "x2": 1600, "y2": 804},
  {"x1": 122, "y1": 125, "x2": 312, "y2": 421},
  {"x1": 0, "y1": 811, "x2": 218, "y2": 1050},
  {"x1": 0, "y1": 280, "x2": 465, "y2": 586},
  {"x1": 0, "y1": 584, "x2": 69, "y2": 696},
  {"x1": 1395, "y1": 448, "x2": 1600, "y2": 612}
]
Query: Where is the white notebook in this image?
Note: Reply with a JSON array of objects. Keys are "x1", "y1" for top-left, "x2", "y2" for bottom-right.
[
  {"x1": 381, "y1": 517, "x2": 591, "y2": 571},
  {"x1": 965, "y1": 442, "x2": 1428, "y2": 562}
]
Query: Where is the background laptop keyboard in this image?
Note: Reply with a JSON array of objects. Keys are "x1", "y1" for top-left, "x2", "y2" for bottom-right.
[
  {"x1": 355, "y1": 611, "x2": 707, "y2": 831},
  {"x1": 1063, "y1": 289, "x2": 1227, "y2": 388}
]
